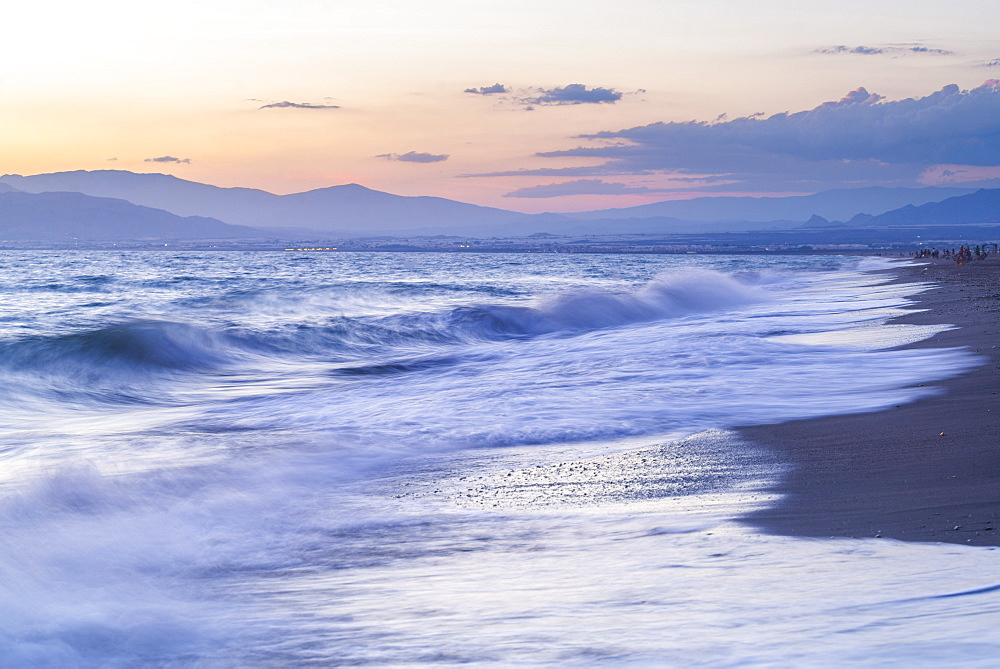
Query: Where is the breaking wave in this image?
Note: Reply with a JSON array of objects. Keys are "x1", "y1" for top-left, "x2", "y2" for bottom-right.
[{"x1": 0, "y1": 269, "x2": 764, "y2": 380}]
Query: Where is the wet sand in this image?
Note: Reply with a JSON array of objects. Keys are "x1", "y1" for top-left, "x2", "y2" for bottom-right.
[{"x1": 740, "y1": 257, "x2": 1000, "y2": 546}]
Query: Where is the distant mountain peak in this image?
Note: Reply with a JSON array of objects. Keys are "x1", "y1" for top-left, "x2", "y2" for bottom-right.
[{"x1": 801, "y1": 214, "x2": 830, "y2": 227}]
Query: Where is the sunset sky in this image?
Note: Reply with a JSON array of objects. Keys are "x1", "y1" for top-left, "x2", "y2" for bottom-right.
[{"x1": 2, "y1": 0, "x2": 1000, "y2": 212}]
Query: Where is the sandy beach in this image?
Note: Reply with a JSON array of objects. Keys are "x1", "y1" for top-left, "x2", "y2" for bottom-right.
[{"x1": 740, "y1": 256, "x2": 1000, "y2": 546}]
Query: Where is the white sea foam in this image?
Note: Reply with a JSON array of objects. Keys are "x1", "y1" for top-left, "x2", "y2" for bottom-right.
[{"x1": 0, "y1": 250, "x2": 994, "y2": 664}]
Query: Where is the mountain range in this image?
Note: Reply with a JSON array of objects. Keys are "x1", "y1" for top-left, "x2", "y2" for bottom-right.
[
  {"x1": 845, "y1": 188, "x2": 1000, "y2": 227},
  {"x1": 0, "y1": 191, "x2": 259, "y2": 241},
  {"x1": 0, "y1": 171, "x2": 524, "y2": 234},
  {"x1": 0, "y1": 169, "x2": 997, "y2": 242},
  {"x1": 562, "y1": 186, "x2": 977, "y2": 223}
]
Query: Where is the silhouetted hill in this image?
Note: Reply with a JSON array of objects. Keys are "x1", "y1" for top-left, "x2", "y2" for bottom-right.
[
  {"x1": 3, "y1": 171, "x2": 987, "y2": 239},
  {"x1": 0, "y1": 191, "x2": 262, "y2": 241},
  {"x1": 0, "y1": 171, "x2": 527, "y2": 233},
  {"x1": 846, "y1": 189, "x2": 1000, "y2": 226},
  {"x1": 799, "y1": 215, "x2": 833, "y2": 228},
  {"x1": 563, "y1": 187, "x2": 977, "y2": 223}
]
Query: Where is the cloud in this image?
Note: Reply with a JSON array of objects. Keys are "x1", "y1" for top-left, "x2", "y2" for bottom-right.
[
  {"x1": 465, "y1": 82, "x2": 634, "y2": 109},
  {"x1": 918, "y1": 164, "x2": 1000, "y2": 187},
  {"x1": 376, "y1": 151, "x2": 449, "y2": 163},
  {"x1": 503, "y1": 179, "x2": 677, "y2": 198},
  {"x1": 525, "y1": 84, "x2": 622, "y2": 106},
  {"x1": 817, "y1": 44, "x2": 952, "y2": 56},
  {"x1": 145, "y1": 156, "x2": 190, "y2": 164},
  {"x1": 985, "y1": 58, "x2": 1000, "y2": 67},
  {"x1": 469, "y1": 166, "x2": 638, "y2": 178},
  {"x1": 907, "y1": 46, "x2": 952, "y2": 54},
  {"x1": 819, "y1": 45, "x2": 885, "y2": 55},
  {"x1": 471, "y1": 81, "x2": 1000, "y2": 193},
  {"x1": 828, "y1": 87, "x2": 884, "y2": 105},
  {"x1": 259, "y1": 101, "x2": 340, "y2": 110},
  {"x1": 465, "y1": 83, "x2": 508, "y2": 95}
]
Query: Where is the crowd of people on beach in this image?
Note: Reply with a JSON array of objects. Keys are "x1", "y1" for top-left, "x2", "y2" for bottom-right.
[{"x1": 913, "y1": 244, "x2": 996, "y2": 264}]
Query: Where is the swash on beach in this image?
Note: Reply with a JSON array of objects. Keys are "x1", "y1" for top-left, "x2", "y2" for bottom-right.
[{"x1": 0, "y1": 250, "x2": 996, "y2": 665}]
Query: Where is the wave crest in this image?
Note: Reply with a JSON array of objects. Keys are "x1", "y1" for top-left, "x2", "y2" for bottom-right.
[
  {"x1": 440, "y1": 268, "x2": 763, "y2": 340},
  {"x1": 0, "y1": 270, "x2": 763, "y2": 390},
  {"x1": 0, "y1": 320, "x2": 241, "y2": 375}
]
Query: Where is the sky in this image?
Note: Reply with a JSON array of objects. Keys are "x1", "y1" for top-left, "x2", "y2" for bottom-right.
[{"x1": 2, "y1": 0, "x2": 1000, "y2": 212}]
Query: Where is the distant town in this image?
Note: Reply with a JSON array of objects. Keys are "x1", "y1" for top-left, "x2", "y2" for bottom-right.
[{"x1": 4, "y1": 231, "x2": 995, "y2": 256}]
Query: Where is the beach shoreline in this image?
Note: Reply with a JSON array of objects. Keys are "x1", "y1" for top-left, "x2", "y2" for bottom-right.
[{"x1": 738, "y1": 257, "x2": 1000, "y2": 546}]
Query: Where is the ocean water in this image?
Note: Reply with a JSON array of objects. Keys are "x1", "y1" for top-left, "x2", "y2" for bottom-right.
[{"x1": 0, "y1": 250, "x2": 996, "y2": 666}]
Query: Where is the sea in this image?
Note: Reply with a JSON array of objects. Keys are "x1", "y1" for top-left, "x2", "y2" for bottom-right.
[{"x1": 0, "y1": 250, "x2": 997, "y2": 666}]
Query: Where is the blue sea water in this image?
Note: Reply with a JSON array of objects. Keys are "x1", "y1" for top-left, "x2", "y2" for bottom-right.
[{"x1": 0, "y1": 250, "x2": 996, "y2": 666}]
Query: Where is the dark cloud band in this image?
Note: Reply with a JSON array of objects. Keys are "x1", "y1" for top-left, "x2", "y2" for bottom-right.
[{"x1": 471, "y1": 81, "x2": 1000, "y2": 193}]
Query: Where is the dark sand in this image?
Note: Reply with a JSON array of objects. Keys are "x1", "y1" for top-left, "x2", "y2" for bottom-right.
[{"x1": 740, "y1": 257, "x2": 1000, "y2": 546}]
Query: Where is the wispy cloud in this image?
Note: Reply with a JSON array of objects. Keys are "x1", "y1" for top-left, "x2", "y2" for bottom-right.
[
  {"x1": 816, "y1": 44, "x2": 952, "y2": 56},
  {"x1": 259, "y1": 101, "x2": 341, "y2": 110},
  {"x1": 919, "y1": 164, "x2": 1000, "y2": 187},
  {"x1": 470, "y1": 81, "x2": 1000, "y2": 193},
  {"x1": 376, "y1": 151, "x2": 449, "y2": 163},
  {"x1": 465, "y1": 83, "x2": 508, "y2": 95},
  {"x1": 468, "y1": 166, "x2": 633, "y2": 178},
  {"x1": 908, "y1": 46, "x2": 952, "y2": 54},
  {"x1": 465, "y1": 82, "x2": 639, "y2": 109},
  {"x1": 818, "y1": 45, "x2": 886, "y2": 55},
  {"x1": 503, "y1": 179, "x2": 675, "y2": 198},
  {"x1": 145, "y1": 156, "x2": 191, "y2": 164}
]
